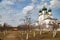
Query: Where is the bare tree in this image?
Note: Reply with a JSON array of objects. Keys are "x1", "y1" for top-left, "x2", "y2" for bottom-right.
[{"x1": 52, "y1": 21, "x2": 59, "y2": 37}]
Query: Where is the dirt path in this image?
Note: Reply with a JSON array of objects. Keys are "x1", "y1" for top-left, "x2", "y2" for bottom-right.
[{"x1": 3, "y1": 31, "x2": 20, "y2": 40}]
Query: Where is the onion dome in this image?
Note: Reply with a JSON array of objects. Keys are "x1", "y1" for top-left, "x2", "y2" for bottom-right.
[
  {"x1": 48, "y1": 9, "x2": 52, "y2": 12},
  {"x1": 39, "y1": 10, "x2": 42, "y2": 13},
  {"x1": 42, "y1": 6, "x2": 47, "y2": 11}
]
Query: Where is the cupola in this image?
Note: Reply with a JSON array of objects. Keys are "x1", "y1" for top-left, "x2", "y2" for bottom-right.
[{"x1": 42, "y1": 6, "x2": 47, "y2": 11}]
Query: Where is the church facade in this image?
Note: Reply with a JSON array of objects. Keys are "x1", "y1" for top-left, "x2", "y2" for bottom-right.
[{"x1": 38, "y1": 6, "x2": 59, "y2": 30}]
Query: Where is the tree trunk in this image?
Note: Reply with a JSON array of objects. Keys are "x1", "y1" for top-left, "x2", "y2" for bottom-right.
[
  {"x1": 33, "y1": 31, "x2": 35, "y2": 37},
  {"x1": 26, "y1": 33, "x2": 28, "y2": 40},
  {"x1": 53, "y1": 29, "x2": 57, "y2": 37}
]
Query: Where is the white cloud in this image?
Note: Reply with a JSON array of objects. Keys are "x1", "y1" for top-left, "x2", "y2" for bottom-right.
[
  {"x1": 0, "y1": 0, "x2": 15, "y2": 6},
  {"x1": 0, "y1": 0, "x2": 25, "y2": 27},
  {"x1": 37, "y1": 0, "x2": 60, "y2": 9},
  {"x1": 31, "y1": 0, "x2": 37, "y2": 3},
  {"x1": 0, "y1": 0, "x2": 26, "y2": 26},
  {"x1": 41, "y1": 0, "x2": 50, "y2": 2},
  {"x1": 37, "y1": 2, "x2": 50, "y2": 10},
  {"x1": 23, "y1": 5, "x2": 34, "y2": 14},
  {"x1": 17, "y1": 0, "x2": 25, "y2": 2},
  {"x1": 0, "y1": 0, "x2": 25, "y2": 6},
  {"x1": 50, "y1": 0, "x2": 60, "y2": 8},
  {"x1": 41, "y1": 0, "x2": 45, "y2": 2}
]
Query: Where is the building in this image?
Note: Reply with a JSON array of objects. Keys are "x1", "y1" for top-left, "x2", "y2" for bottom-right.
[{"x1": 38, "y1": 6, "x2": 59, "y2": 30}]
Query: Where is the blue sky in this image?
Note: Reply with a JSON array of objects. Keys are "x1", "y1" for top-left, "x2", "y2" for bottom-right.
[{"x1": 0, "y1": 0, "x2": 60, "y2": 26}]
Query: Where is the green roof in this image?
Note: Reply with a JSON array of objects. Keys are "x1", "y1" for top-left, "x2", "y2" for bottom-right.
[
  {"x1": 42, "y1": 6, "x2": 47, "y2": 11},
  {"x1": 48, "y1": 9, "x2": 52, "y2": 12},
  {"x1": 39, "y1": 10, "x2": 42, "y2": 13}
]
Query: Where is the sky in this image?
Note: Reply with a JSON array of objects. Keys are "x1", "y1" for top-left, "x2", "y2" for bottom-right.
[{"x1": 0, "y1": 0, "x2": 60, "y2": 26}]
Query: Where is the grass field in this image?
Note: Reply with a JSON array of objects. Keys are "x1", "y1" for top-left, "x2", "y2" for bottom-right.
[{"x1": 0, "y1": 30, "x2": 60, "y2": 40}]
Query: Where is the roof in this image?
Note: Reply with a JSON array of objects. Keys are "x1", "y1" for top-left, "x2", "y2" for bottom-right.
[
  {"x1": 39, "y1": 10, "x2": 42, "y2": 13},
  {"x1": 57, "y1": 20, "x2": 60, "y2": 24},
  {"x1": 44, "y1": 17, "x2": 57, "y2": 20},
  {"x1": 48, "y1": 9, "x2": 52, "y2": 12},
  {"x1": 42, "y1": 6, "x2": 47, "y2": 11}
]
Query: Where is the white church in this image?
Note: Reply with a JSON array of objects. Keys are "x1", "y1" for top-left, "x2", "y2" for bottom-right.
[{"x1": 37, "y1": 6, "x2": 60, "y2": 30}]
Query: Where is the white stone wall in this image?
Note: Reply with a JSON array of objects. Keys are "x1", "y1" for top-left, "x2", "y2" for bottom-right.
[{"x1": 38, "y1": 9, "x2": 59, "y2": 30}]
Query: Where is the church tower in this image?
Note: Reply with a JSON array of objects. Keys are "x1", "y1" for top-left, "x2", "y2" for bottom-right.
[
  {"x1": 48, "y1": 8, "x2": 53, "y2": 18},
  {"x1": 38, "y1": 6, "x2": 47, "y2": 24},
  {"x1": 38, "y1": 6, "x2": 58, "y2": 30},
  {"x1": 42, "y1": 6, "x2": 47, "y2": 15}
]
